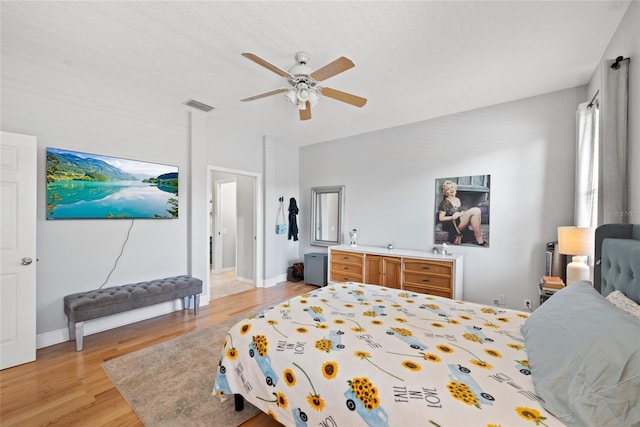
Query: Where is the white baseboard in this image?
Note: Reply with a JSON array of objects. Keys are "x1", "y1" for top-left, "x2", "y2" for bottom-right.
[
  {"x1": 236, "y1": 275, "x2": 254, "y2": 285},
  {"x1": 262, "y1": 273, "x2": 287, "y2": 288},
  {"x1": 36, "y1": 298, "x2": 209, "y2": 349}
]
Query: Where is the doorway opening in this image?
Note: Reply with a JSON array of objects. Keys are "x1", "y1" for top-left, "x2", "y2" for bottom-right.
[{"x1": 208, "y1": 166, "x2": 262, "y2": 300}]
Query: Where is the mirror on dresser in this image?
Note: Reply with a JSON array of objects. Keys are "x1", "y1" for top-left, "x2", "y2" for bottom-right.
[{"x1": 311, "y1": 185, "x2": 344, "y2": 246}]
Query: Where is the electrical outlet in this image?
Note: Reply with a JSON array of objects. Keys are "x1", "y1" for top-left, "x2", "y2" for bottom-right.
[
  {"x1": 498, "y1": 295, "x2": 506, "y2": 306},
  {"x1": 524, "y1": 299, "x2": 532, "y2": 310},
  {"x1": 493, "y1": 298, "x2": 500, "y2": 306}
]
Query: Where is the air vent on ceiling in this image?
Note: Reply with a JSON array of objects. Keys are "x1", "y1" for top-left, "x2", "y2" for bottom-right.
[{"x1": 184, "y1": 99, "x2": 215, "y2": 112}]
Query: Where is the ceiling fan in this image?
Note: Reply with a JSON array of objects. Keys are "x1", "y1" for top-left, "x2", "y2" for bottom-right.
[{"x1": 240, "y1": 51, "x2": 367, "y2": 121}]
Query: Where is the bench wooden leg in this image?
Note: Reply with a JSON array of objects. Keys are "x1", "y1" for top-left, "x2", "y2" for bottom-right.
[
  {"x1": 75, "y1": 322, "x2": 84, "y2": 352},
  {"x1": 181, "y1": 295, "x2": 200, "y2": 313},
  {"x1": 67, "y1": 319, "x2": 76, "y2": 341}
]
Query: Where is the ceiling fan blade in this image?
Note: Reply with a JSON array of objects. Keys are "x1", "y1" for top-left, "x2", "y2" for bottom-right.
[
  {"x1": 241, "y1": 88, "x2": 289, "y2": 102},
  {"x1": 242, "y1": 53, "x2": 291, "y2": 78},
  {"x1": 299, "y1": 101, "x2": 311, "y2": 120},
  {"x1": 320, "y1": 87, "x2": 367, "y2": 107},
  {"x1": 310, "y1": 57, "x2": 355, "y2": 82}
]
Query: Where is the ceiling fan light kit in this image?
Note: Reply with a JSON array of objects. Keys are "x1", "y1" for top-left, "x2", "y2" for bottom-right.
[{"x1": 241, "y1": 51, "x2": 367, "y2": 120}]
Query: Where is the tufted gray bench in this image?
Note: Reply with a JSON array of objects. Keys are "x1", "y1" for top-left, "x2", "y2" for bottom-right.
[{"x1": 64, "y1": 275, "x2": 202, "y2": 351}]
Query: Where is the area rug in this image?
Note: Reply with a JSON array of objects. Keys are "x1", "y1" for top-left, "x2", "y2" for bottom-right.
[{"x1": 102, "y1": 316, "x2": 261, "y2": 426}]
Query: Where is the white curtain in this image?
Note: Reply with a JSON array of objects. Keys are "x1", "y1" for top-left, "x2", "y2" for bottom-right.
[
  {"x1": 598, "y1": 58, "x2": 629, "y2": 224},
  {"x1": 575, "y1": 101, "x2": 599, "y2": 228}
]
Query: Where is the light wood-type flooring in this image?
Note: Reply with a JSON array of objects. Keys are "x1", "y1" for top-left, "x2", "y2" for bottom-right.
[{"x1": 0, "y1": 281, "x2": 316, "y2": 427}]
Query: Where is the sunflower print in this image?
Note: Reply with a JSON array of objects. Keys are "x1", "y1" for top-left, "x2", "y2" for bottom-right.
[
  {"x1": 315, "y1": 338, "x2": 333, "y2": 353},
  {"x1": 256, "y1": 391, "x2": 288, "y2": 409},
  {"x1": 307, "y1": 394, "x2": 326, "y2": 411},
  {"x1": 437, "y1": 344, "x2": 454, "y2": 354},
  {"x1": 447, "y1": 381, "x2": 480, "y2": 408},
  {"x1": 463, "y1": 333, "x2": 484, "y2": 343},
  {"x1": 252, "y1": 334, "x2": 268, "y2": 356},
  {"x1": 516, "y1": 407, "x2": 548, "y2": 425},
  {"x1": 507, "y1": 343, "x2": 524, "y2": 351},
  {"x1": 226, "y1": 347, "x2": 238, "y2": 360},
  {"x1": 239, "y1": 323, "x2": 251, "y2": 335},
  {"x1": 470, "y1": 359, "x2": 493, "y2": 370},
  {"x1": 276, "y1": 392, "x2": 288, "y2": 408},
  {"x1": 423, "y1": 353, "x2": 442, "y2": 362},
  {"x1": 402, "y1": 360, "x2": 421, "y2": 371},
  {"x1": 348, "y1": 377, "x2": 381, "y2": 410},
  {"x1": 484, "y1": 349, "x2": 502, "y2": 358},
  {"x1": 322, "y1": 361, "x2": 338, "y2": 379},
  {"x1": 391, "y1": 327, "x2": 414, "y2": 337},
  {"x1": 283, "y1": 368, "x2": 296, "y2": 387}
]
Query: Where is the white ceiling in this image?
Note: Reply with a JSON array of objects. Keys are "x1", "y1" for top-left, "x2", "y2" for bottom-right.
[{"x1": 0, "y1": 1, "x2": 630, "y2": 146}]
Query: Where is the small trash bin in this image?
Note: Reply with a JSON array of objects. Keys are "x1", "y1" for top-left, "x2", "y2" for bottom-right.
[{"x1": 304, "y1": 253, "x2": 328, "y2": 287}]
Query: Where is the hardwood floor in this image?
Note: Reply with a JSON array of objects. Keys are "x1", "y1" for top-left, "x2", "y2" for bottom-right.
[{"x1": 0, "y1": 282, "x2": 316, "y2": 427}]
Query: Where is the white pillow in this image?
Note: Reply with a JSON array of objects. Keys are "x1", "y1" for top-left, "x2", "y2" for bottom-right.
[{"x1": 606, "y1": 290, "x2": 640, "y2": 320}]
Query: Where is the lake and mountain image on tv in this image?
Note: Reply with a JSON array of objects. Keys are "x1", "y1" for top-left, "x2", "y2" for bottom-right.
[{"x1": 46, "y1": 147, "x2": 179, "y2": 219}]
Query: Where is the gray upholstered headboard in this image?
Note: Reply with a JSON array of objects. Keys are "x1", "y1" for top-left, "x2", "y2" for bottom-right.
[{"x1": 594, "y1": 223, "x2": 640, "y2": 304}]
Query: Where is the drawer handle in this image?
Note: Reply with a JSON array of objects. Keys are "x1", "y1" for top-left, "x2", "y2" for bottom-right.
[
  {"x1": 343, "y1": 267, "x2": 348, "y2": 270},
  {"x1": 422, "y1": 279, "x2": 430, "y2": 282},
  {"x1": 343, "y1": 257, "x2": 349, "y2": 260},
  {"x1": 422, "y1": 266, "x2": 430, "y2": 270}
]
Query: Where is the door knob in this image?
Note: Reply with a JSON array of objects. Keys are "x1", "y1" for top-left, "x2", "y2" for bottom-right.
[{"x1": 21, "y1": 257, "x2": 33, "y2": 265}]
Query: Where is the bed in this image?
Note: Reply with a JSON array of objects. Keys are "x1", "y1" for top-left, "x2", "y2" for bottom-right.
[{"x1": 213, "y1": 224, "x2": 640, "y2": 427}]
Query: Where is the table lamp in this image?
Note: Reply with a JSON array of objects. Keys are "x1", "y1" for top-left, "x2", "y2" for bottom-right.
[{"x1": 557, "y1": 226, "x2": 595, "y2": 285}]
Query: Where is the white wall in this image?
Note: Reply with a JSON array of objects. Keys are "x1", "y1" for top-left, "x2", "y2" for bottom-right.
[
  {"x1": 1, "y1": 62, "x2": 194, "y2": 343},
  {"x1": 263, "y1": 137, "x2": 301, "y2": 284},
  {"x1": 300, "y1": 87, "x2": 586, "y2": 309},
  {"x1": 587, "y1": 0, "x2": 640, "y2": 217}
]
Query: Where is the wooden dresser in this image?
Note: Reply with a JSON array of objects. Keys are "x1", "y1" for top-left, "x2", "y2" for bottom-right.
[{"x1": 328, "y1": 245, "x2": 463, "y2": 300}]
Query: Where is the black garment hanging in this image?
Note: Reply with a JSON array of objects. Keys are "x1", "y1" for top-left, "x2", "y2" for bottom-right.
[{"x1": 288, "y1": 197, "x2": 299, "y2": 241}]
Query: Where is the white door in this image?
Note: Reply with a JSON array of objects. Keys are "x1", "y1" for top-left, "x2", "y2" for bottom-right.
[{"x1": 1, "y1": 131, "x2": 37, "y2": 369}]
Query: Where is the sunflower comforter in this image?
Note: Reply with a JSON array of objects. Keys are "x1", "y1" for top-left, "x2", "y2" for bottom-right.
[{"x1": 213, "y1": 282, "x2": 563, "y2": 426}]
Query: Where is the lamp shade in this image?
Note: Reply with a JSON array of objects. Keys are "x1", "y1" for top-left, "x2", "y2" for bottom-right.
[{"x1": 557, "y1": 226, "x2": 594, "y2": 256}]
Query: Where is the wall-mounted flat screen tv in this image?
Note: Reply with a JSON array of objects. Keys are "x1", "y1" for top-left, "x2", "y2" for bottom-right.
[{"x1": 46, "y1": 147, "x2": 179, "y2": 219}]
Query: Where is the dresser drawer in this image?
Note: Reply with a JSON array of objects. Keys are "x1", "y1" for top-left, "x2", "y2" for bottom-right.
[
  {"x1": 402, "y1": 284, "x2": 452, "y2": 298},
  {"x1": 331, "y1": 262, "x2": 364, "y2": 276},
  {"x1": 403, "y1": 272, "x2": 452, "y2": 290},
  {"x1": 330, "y1": 270, "x2": 363, "y2": 283},
  {"x1": 403, "y1": 259, "x2": 452, "y2": 276},
  {"x1": 331, "y1": 250, "x2": 364, "y2": 265}
]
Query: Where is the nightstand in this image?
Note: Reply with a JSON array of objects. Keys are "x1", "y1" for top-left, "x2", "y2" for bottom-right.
[{"x1": 538, "y1": 286, "x2": 559, "y2": 305}]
